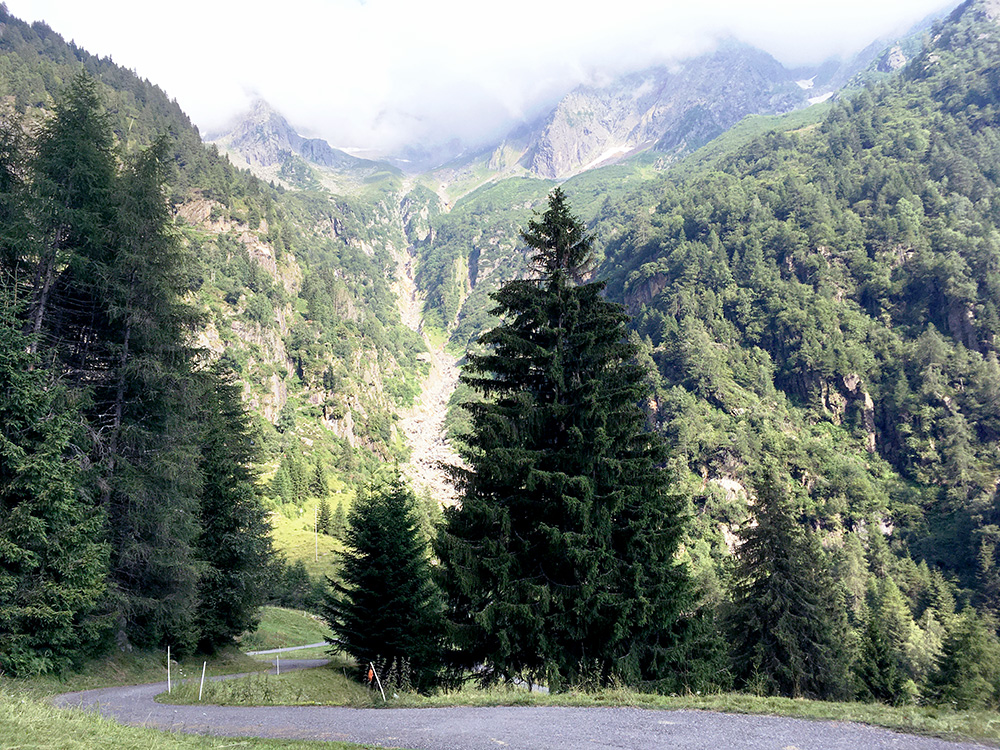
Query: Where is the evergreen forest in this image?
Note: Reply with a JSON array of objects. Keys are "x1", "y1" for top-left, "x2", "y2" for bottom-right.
[{"x1": 6, "y1": 0, "x2": 1000, "y2": 718}]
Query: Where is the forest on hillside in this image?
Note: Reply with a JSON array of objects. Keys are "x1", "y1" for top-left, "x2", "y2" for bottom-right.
[
  {"x1": 5, "y1": 0, "x2": 1000, "y2": 714},
  {"x1": 395, "y1": 0, "x2": 1000, "y2": 704},
  {"x1": 0, "y1": 9, "x2": 429, "y2": 673}
]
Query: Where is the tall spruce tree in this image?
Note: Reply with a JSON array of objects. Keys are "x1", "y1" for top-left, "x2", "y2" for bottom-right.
[
  {"x1": 26, "y1": 78, "x2": 208, "y2": 650},
  {"x1": 323, "y1": 473, "x2": 445, "y2": 692},
  {"x1": 101, "y1": 134, "x2": 203, "y2": 650},
  {"x1": 193, "y1": 366, "x2": 273, "y2": 652},
  {"x1": 437, "y1": 188, "x2": 696, "y2": 690},
  {"x1": 26, "y1": 72, "x2": 116, "y2": 355},
  {"x1": 0, "y1": 297, "x2": 109, "y2": 676},
  {"x1": 317, "y1": 497, "x2": 332, "y2": 535},
  {"x1": 727, "y1": 466, "x2": 850, "y2": 700},
  {"x1": 931, "y1": 608, "x2": 1000, "y2": 709}
]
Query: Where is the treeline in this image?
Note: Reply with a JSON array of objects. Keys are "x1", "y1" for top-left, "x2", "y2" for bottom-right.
[
  {"x1": 0, "y1": 5, "x2": 434, "y2": 673},
  {"x1": 583, "y1": 0, "x2": 1000, "y2": 704},
  {"x1": 0, "y1": 74, "x2": 272, "y2": 675}
]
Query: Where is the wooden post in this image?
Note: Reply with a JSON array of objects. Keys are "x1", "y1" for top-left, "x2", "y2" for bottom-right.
[
  {"x1": 199, "y1": 661, "x2": 207, "y2": 701},
  {"x1": 167, "y1": 646, "x2": 171, "y2": 694}
]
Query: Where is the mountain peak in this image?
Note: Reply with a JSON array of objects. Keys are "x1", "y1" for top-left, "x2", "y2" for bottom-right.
[
  {"x1": 212, "y1": 100, "x2": 391, "y2": 178},
  {"x1": 246, "y1": 98, "x2": 286, "y2": 122},
  {"x1": 214, "y1": 99, "x2": 298, "y2": 168},
  {"x1": 526, "y1": 42, "x2": 807, "y2": 179}
]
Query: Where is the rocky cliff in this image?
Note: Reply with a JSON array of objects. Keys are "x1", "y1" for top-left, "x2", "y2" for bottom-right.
[
  {"x1": 212, "y1": 99, "x2": 383, "y2": 174},
  {"x1": 527, "y1": 42, "x2": 811, "y2": 179}
]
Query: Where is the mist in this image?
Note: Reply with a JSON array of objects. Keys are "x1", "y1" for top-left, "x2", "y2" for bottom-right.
[{"x1": 5, "y1": 0, "x2": 957, "y2": 153}]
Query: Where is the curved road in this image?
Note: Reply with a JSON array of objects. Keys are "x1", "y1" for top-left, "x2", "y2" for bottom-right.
[{"x1": 53, "y1": 660, "x2": 989, "y2": 750}]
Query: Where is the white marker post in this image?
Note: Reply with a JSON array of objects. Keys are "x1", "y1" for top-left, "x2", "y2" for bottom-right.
[
  {"x1": 276, "y1": 652, "x2": 280, "y2": 676},
  {"x1": 199, "y1": 661, "x2": 207, "y2": 701},
  {"x1": 167, "y1": 646, "x2": 171, "y2": 694},
  {"x1": 369, "y1": 661, "x2": 386, "y2": 702}
]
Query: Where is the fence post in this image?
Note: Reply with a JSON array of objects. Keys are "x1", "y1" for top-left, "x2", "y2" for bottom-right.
[{"x1": 370, "y1": 661, "x2": 386, "y2": 702}]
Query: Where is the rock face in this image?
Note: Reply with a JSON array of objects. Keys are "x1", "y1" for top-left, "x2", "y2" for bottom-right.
[
  {"x1": 213, "y1": 99, "x2": 372, "y2": 171},
  {"x1": 527, "y1": 42, "x2": 811, "y2": 179},
  {"x1": 974, "y1": 0, "x2": 1000, "y2": 23},
  {"x1": 878, "y1": 45, "x2": 908, "y2": 72}
]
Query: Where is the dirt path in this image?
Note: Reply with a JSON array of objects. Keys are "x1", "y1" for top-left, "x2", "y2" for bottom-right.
[
  {"x1": 53, "y1": 668, "x2": 985, "y2": 750},
  {"x1": 391, "y1": 243, "x2": 463, "y2": 505}
]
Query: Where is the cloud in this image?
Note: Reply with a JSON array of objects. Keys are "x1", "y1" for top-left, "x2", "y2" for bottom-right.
[{"x1": 5, "y1": 0, "x2": 956, "y2": 152}]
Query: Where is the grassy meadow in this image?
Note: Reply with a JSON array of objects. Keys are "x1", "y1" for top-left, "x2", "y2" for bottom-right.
[
  {"x1": 268, "y1": 498, "x2": 345, "y2": 579},
  {"x1": 1, "y1": 606, "x2": 395, "y2": 750},
  {"x1": 238, "y1": 606, "x2": 331, "y2": 653}
]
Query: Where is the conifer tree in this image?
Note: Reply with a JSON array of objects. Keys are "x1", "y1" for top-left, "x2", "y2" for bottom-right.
[
  {"x1": 727, "y1": 466, "x2": 850, "y2": 700},
  {"x1": 26, "y1": 72, "x2": 116, "y2": 353},
  {"x1": 0, "y1": 298, "x2": 109, "y2": 676},
  {"x1": 857, "y1": 603, "x2": 907, "y2": 704},
  {"x1": 324, "y1": 474, "x2": 445, "y2": 692},
  {"x1": 271, "y1": 465, "x2": 293, "y2": 504},
  {"x1": 931, "y1": 608, "x2": 1000, "y2": 710},
  {"x1": 311, "y1": 457, "x2": 330, "y2": 498},
  {"x1": 0, "y1": 109, "x2": 33, "y2": 282},
  {"x1": 332, "y1": 499, "x2": 347, "y2": 540},
  {"x1": 437, "y1": 188, "x2": 696, "y2": 690},
  {"x1": 317, "y1": 497, "x2": 332, "y2": 535},
  {"x1": 193, "y1": 366, "x2": 273, "y2": 652},
  {"x1": 100, "y1": 135, "x2": 203, "y2": 650}
]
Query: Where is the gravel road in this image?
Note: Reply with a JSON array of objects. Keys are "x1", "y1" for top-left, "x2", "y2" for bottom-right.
[
  {"x1": 51, "y1": 659, "x2": 991, "y2": 750},
  {"x1": 245, "y1": 642, "x2": 327, "y2": 655}
]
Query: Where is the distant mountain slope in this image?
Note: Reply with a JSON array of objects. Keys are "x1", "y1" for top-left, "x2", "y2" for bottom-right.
[
  {"x1": 526, "y1": 42, "x2": 811, "y2": 179},
  {"x1": 416, "y1": 8, "x2": 956, "y2": 188},
  {"x1": 0, "y1": 7, "x2": 428, "y2": 489},
  {"x1": 588, "y1": 0, "x2": 1000, "y2": 592},
  {"x1": 211, "y1": 99, "x2": 397, "y2": 188}
]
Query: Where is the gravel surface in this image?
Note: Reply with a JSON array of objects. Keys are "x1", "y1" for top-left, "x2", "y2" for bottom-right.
[{"x1": 51, "y1": 661, "x2": 991, "y2": 750}]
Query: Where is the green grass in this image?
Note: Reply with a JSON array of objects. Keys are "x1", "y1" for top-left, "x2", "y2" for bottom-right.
[
  {"x1": 8, "y1": 647, "x2": 267, "y2": 699},
  {"x1": 0, "y1": 685, "x2": 402, "y2": 750},
  {"x1": 160, "y1": 664, "x2": 1000, "y2": 745},
  {"x1": 162, "y1": 658, "x2": 372, "y2": 708},
  {"x1": 11, "y1": 607, "x2": 328, "y2": 699},
  {"x1": 673, "y1": 102, "x2": 834, "y2": 175},
  {"x1": 269, "y1": 500, "x2": 343, "y2": 578},
  {"x1": 238, "y1": 607, "x2": 331, "y2": 653}
]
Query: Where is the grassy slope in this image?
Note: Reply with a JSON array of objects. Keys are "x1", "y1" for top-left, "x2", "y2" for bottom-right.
[
  {"x1": 269, "y1": 501, "x2": 343, "y2": 579},
  {"x1": 8, "y1": 649, "x2": 266, "y2": 700},
  {"x1": 238, "y1": 607, "x2": 331, "y2": 652},
  {"x1": 5, "y1": 609, "x2": 380, "y2": 750},
  {"x1": 12, "y1": 607, "x2": 324, "y2": 700}
]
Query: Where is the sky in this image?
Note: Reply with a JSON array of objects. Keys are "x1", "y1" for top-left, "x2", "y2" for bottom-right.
[{"x1": 3, "y1": 0, "x2": 958, "y2": 154}]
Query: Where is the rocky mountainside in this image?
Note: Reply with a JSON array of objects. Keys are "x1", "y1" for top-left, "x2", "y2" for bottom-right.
[
  {"x1": 525, "y1": 42, "x2": 812, "y2": 179},
  {"x1": 420, "y1": 8, "x2": 955, "y2": 186},
  {"x1": 211, "y1": 99, "x2": 392, "y2": 185}
]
